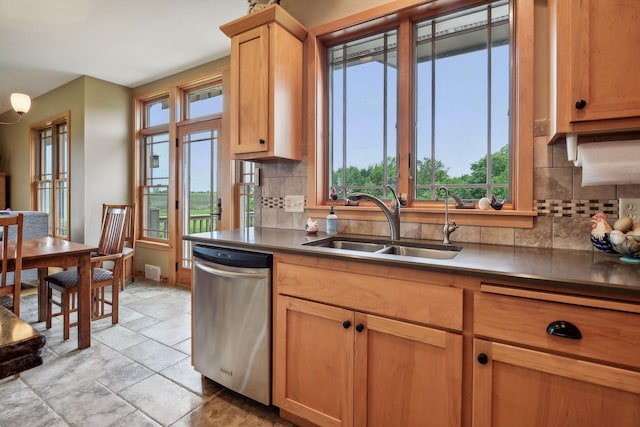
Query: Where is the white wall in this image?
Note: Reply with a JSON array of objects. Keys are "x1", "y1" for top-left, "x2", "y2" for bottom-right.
[{"x1": 0, "y1": 76, "x2": 131, "y2": 244}]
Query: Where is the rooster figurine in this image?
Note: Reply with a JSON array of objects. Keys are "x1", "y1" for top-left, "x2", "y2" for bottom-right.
[
  {"x1": 489, "y1": 196, "x2": 504, "y2": 210},
  {"x1": 590, "y1": 213, "x2": 616, "y2": 253}
]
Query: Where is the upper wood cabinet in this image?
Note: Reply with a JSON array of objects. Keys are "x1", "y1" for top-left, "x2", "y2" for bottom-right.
[
  {"x1": 548, "y1": 0, "x2": 640, "y2": 140},
  {"x1": 220, "y1": 5, "x2": 307, "y2": 160}
]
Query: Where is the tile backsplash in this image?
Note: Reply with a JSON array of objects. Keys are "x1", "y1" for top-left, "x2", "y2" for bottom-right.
[{"x1": 254, "y1": 136, "x2": 640, "y2": 251}]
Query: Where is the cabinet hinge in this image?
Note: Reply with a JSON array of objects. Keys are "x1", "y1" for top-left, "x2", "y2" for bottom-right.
[
  {"x1": 175, "y1": 262, "x2": 179, "y2": 272},
  {"x1": 175, "y1": 200, "x2": 179, "y2": 210},
  {"x1": 175, "y1": 137, "x2": 179, "y2": 147}
]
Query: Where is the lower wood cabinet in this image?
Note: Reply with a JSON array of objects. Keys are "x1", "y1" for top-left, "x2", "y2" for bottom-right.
[
  {"x1": 274, "y1": 295, "x2": 463, "y2": 427},
  {"x1": 472, "y1": 339, "x2": 640, "y2": 427},
  {"x1": 473, "y1": 287, "x2": 640, "y2": 427},
  {"x1": 271, "y1": 253, "x2": 640, "y2": 426}
]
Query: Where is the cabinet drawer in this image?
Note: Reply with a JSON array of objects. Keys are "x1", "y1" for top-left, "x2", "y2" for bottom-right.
[
  {"x1": 275, "y1": 259, "x2": 463, "y2": 331},
  {"x1": 474, "y1": 291, "x2": 640, "y2": 369}
]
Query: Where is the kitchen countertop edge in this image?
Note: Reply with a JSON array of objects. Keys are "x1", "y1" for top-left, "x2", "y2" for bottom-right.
[{"x1": 184, "y1": 227, "x2": 640, "y2": 301}]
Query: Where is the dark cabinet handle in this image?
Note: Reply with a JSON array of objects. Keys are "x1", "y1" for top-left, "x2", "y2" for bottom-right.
[
  {"x1": 342, "y1": 320, "x2": 351, "y2": 329},
  {"x1": 575, "y1": 99, "x2": 587, "y2": 110},
  {"x1": 477, "y1": 353, "x2": 488, "y2": 365},
  {"x1": 259, "y1": 139, "x2": 266, "y2": 144},
  {"x1": 355, "y1": 324, "x2": 365, "y2": 333},
  {"x1": 546, "y1": 320, "x2": 582, "y2": 340}
]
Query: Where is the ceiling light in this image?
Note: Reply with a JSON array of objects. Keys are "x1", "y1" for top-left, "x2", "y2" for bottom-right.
[{"x1": 0, "y1": 93, "x2": 32, "y2": 125}]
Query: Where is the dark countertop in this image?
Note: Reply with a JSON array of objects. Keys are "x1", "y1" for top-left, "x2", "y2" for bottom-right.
[{"x1": 184, "y1": 227, "x2": 640, "y2": 300}]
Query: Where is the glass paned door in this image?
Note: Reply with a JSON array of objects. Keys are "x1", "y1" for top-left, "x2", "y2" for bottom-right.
[{"x1": 177, "y1": 120, "x2": 221, "y2": 282}]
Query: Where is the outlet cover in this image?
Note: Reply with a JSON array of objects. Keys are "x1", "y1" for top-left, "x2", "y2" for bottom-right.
[
  {"x1": 619, "y1": 198, "x2": 640, "y2": 221},
  {"x1": 285, "y1": 195, "x2": 305, "y2": 213}
]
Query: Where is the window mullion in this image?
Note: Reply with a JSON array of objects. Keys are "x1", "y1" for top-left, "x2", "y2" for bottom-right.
[{"x1": 487, "y1": 3, "x2": 493, "y2": 197}]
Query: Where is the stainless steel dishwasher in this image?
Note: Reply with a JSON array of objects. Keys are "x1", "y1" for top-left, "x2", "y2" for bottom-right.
[{"x1": 192, "y1": 244, "x2": 273, "y2": 405}]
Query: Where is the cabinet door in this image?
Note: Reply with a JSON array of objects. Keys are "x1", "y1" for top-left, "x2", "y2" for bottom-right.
[
  {"x1": 569, "y1": 0, "x2": 640, "y2": 122},
  {"x1": 273, "y1": 296, "x2": 354, "y2": 427},
  {"x1": 473, "y1": 339, "x2": 640, "y2": 427},
  {"x1": 355, "y1": 313, "x2": 462, "y2": 427},
  {"x1": 230, "y1": 25, "x2": 269, "y2": 155}
]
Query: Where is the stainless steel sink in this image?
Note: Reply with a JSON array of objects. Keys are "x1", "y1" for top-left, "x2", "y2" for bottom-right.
[
  {"x1": 377, "y1": 244, "x2": 460, "y2": 260},
  {"x1": 302, "y1": 237, "x2": 461, "y2": 260},
  {"x1": 315, "y1": 240, "x2": 386, "y2": 252}
]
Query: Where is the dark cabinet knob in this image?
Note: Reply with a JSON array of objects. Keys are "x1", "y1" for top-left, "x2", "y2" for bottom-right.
[
  {"x1": 355, "y1": 324, "x2": 365, "y2": 333},
  {"x1": 342, "y1": 320, "x2": 351, "y2": 329},
  {"x1": 546, "y1": 320, "x2": 582, "y2": 339},
  {"x1": 575, "y1": 99, "x2": 587, "y2": 110},
  {"x1": 477, "y1": 353, "x2": 488, "y2": 365},
  {"x1": 259, "y1": 139, "x2": 266, "y2": 144}
]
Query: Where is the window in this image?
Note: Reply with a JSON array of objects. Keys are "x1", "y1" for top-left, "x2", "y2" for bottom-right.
[
  {"x1": 186, "y1": 84, "x2": 223, "y2": 119},
  {"x1": 328, "y1": 31, "x2": 398, "y2": 200},
  {"x1": 140, "y1": 95, "x2": 170, "y2": 240},
  {"x1": 142, "y1": 131, "x2": 170, "y2": 240},
  {"x1": 32, "y1": 113, "x2": 69, "y2": 238},
  {"x1": 415, "y1": 1, "x2": 510, "y2": 201},
  {"x1": 326, "y1": 0, "x2": 514, "y2": 204}
]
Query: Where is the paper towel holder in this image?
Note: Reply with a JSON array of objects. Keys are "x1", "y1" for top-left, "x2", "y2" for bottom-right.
[{"x1": 566, "y1": 133, "x2": 578, "y2": 162}]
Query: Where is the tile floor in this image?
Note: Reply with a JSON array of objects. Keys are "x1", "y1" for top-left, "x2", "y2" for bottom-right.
[{"x1": 0, "y1": 279, "x2": 296, "y2": 427}]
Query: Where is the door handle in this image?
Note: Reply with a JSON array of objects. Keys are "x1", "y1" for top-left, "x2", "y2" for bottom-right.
[{"x1": 212, "y1": 198, "x2": 222, "y2": 220}]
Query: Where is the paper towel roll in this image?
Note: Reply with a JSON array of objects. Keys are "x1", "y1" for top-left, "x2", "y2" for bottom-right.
[{"x1": 574, "y1": 140, "x2": 640, "y2": 186}]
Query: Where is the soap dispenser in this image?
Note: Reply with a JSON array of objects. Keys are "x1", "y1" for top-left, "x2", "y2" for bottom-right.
[{"x1": 326, "y1": 206, "x2": 338, "y2": 235}]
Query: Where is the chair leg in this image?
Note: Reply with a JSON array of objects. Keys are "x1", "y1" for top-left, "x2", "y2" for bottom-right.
[
  {"x1": 62, "y1": 289, "x2": 70, "y2": 341},
  {"x1": 46, "y1": 285, "x2": 52, "y2": 330},
  {"x1": 112, "y1": 280, "x2": 119, "y2": 325}
]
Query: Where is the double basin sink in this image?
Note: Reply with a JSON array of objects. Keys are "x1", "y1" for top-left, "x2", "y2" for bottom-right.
[{"x1": 303, "y1": 236, "x2": 462, "y2": 260}]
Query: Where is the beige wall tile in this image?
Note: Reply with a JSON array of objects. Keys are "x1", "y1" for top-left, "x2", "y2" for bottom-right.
[
  {"x1": 265, "y1": 177, "x2": 285, "y2": 197},
  {"x1": 420, "y1": 223, "x2": 442, "y2": 241},
  {"x1": 552, "y1": 217, "x2": 592, "y2": 251},
  {"x1": 277, "y1": 160, "x2": 294, "y2": 177},
  {"x1": 533, "y1": 136, "x2": 551, "y2": 168},
  {"x1": 450, "y1": 225, "x2": 481, "y2": 244},
  {"x1": 400, "y1": 222, "x2": 421, "y2": 239},
  {"x1": 533, "y1": 167, "x2": 573, "y2": 200},
  {"x1": 285, "y1": 176, "x2": 304, "y2": 195},
  {"x1": 276, "y1": 210, "x2": 294, "y2": 229},
  {"x1": 350, "y1": 220, "x2": 373, "y2": 236},
  {"x1": 261, "y1": 208, "x2": 276, "y2": 228},
  {"x1": 551, "y1": 138, "x2": 575, "y2": 168},
  {"x1": 515, "y1": 216, "x2": 553, "y2": 248},
  {"x1": 618, "y1": 184, "x2": 640, "y2": 198},
  {"x1": 481, "y1": 227, "x2": 515, "y2": 246}
]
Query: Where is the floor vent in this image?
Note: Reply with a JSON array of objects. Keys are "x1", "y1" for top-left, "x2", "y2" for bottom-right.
[{"x1": 144, "y1": 264, "x2": 161, "y2": 281}]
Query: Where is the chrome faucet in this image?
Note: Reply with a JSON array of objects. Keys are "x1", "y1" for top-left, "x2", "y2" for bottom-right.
[
  {"x1": 347, "y1": 185, "x2": 401, "y2": 241},
  {"x1": 438, "y1": 186, "x2": 459, "y2": 245}
]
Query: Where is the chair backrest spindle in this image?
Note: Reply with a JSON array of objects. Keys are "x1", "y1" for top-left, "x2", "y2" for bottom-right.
[
  {"x1": 97, "y1": 207, "x2": 129, "y2": 257},
  {"x1": 0, "y1": 213, "x2": 24, "y2": 315}
]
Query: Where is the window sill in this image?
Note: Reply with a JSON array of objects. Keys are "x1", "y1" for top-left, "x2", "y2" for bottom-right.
[
  {"x1": 305, "y1": 205, "x2": 536, "y2": 228},
  {"x1": 135, "y1": 239, "x2": 172, "y2": 250}
]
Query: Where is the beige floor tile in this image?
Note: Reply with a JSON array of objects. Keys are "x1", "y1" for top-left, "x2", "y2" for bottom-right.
[
  {"x1": 121, "y1": 338, "x2": 189, "y2": 372},
  {"x1": 160, "y1": 357, "x2": 223, "y2": 397},
  {"x1": 119, "y1": 374, "x2": 203, "y2": 425},
  {"x1": 0, "y1": 279, "x2": 296, "y2": 427},
  {"x1": 139, "y1": 313, "x2": 191, "y2": 347}
]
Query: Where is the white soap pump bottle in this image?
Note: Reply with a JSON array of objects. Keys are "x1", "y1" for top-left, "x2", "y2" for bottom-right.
[{"x1": 326, "y1": 205, "x2": 338, "y2": 235}]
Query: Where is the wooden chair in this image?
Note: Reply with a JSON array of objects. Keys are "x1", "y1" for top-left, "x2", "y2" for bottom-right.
[
  {"x1": 102, "y1": 203, "x2": 135, "y2": 290},
  {"x1": 0, "y1": 213, "x2": 24, "y2": 316},
  {"x1": 45, "y1": 206, "x2": 129, "y2": 340}
]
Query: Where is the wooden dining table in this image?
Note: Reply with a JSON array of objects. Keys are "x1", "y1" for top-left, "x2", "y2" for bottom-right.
[{"x1": 12, "y1": 237, "x2": 98, "y2": 349}]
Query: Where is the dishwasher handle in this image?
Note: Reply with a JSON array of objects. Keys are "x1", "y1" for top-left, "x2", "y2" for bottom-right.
[{"x1": 195, "y1": 260, "x2": 269, "y2": 280}]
